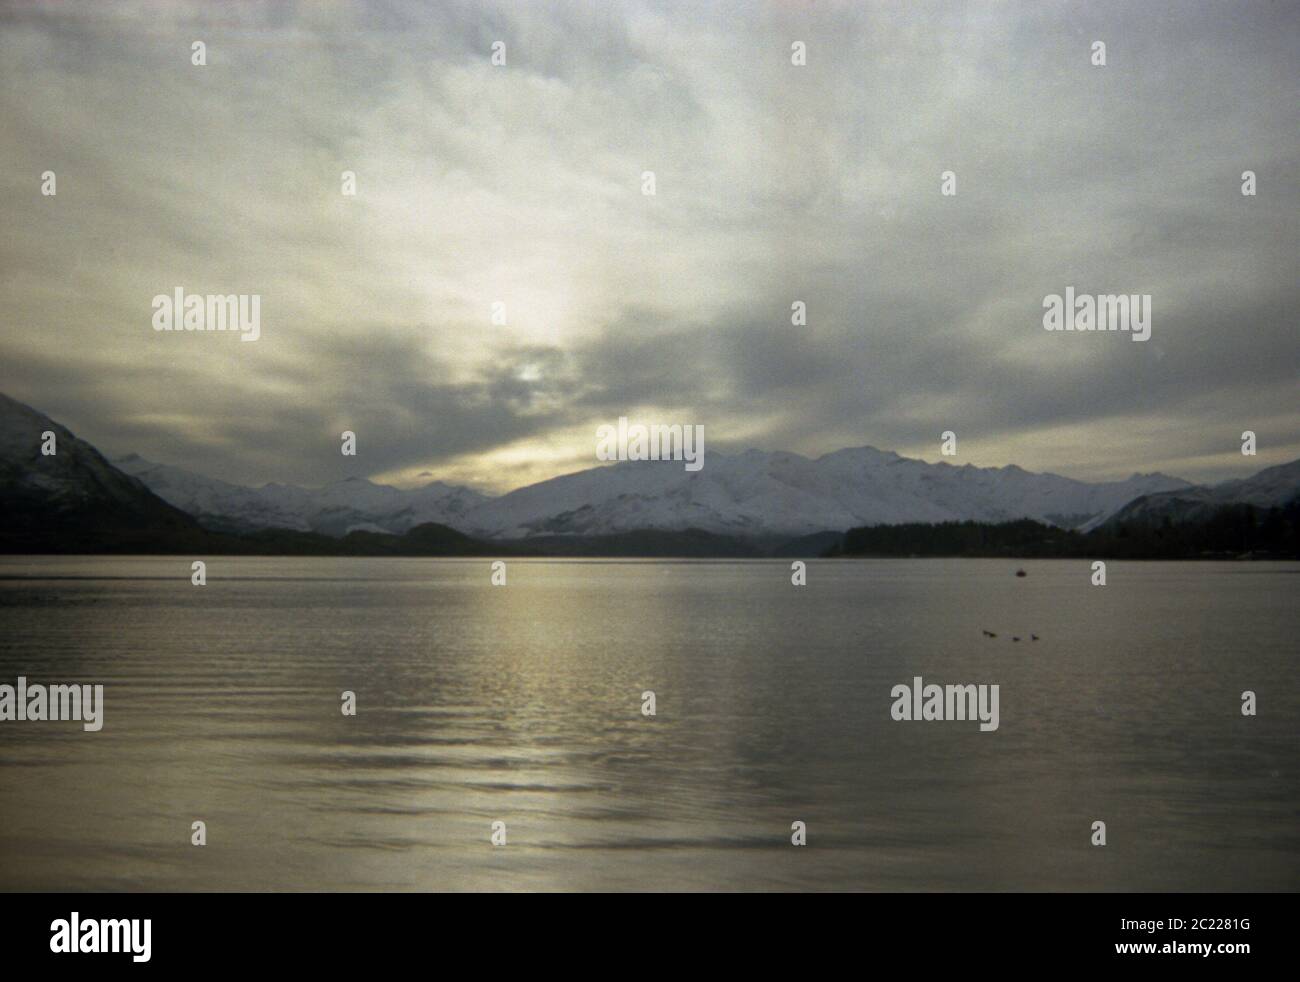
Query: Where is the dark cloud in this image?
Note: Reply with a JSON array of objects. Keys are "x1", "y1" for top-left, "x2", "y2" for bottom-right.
[{"x1": 1, "y1": 0, "x2": 1296, "y2": 491}]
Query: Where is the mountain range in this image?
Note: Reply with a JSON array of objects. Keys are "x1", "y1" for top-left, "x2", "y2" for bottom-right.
[
  {"x1": 3, "y1": 391, "x2": 1298, "y2": 555},
  {"x1": 116, "y1": 445, "x2": 1194, "y2": 540},
  {"x1": 115, "y1": 453, "x2": 488, "y2": 537},
  {"x1": 1089, "y1": 458, "x2": 1300, "y2": 530}
]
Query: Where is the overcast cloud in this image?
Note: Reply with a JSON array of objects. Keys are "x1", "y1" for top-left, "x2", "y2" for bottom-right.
[{"x1": 1, "y1": 0, "x2": 1296, "y2": 492}]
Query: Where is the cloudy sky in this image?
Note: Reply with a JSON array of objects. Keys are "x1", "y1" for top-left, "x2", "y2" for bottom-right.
[{"x1": 1, "y1": 0, "x2": 1296, "y2": 493}]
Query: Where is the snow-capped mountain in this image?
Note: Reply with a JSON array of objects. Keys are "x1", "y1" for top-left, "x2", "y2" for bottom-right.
[
  {"x1": 6, "y1": 390, "x2": 1294, "y2": 555},
  {"x1": 15, "y1": 388, "x2": 1289, "y2": 544},
  {"x1": 116, "y1": 444, "x2": 1202, "y2": 540},
  {"x1": 458, "y1": 448, "x2": 1195, "y2": 539},
  {"x1": 115, "y1": 454, "x2": 489, "y2": 536},
  {"x1": 1092, "y1": 458, "x2": 1300, "y2": 530},
  {"x1": 114, "y1": 443, "x2": 1196, "y2": 540},
  {"x1": 0, "y1": 393, "x2": 200, "y2": 549}
]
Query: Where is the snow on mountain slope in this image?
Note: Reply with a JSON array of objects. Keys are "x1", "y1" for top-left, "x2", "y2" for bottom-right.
[
  {"x1": 0, "y1": 393, "x2": 199, "y2": 545},
  {"x1": 1209, "y1": 458, "x2": 1300, "y2": 508},
  {"x1": 13, "y1": 388, "x2": 1286, "y2": 544},
  {"x1": 116, "y1": 454, "x2": 489, "y2": 536},
  {"x1": 459, "y1": 447, "x2": 1194, "y2": 538},
  {"x1": 110, "y1": 442, "x2": 1205, "y2": 541},
  {"x1": 1093, "y1": 458, "x2": 1300, "y2": 529}
]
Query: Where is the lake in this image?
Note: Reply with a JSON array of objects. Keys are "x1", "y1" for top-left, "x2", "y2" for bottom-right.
[{"x1": 1, "y1": 556, "x2": 1296, "y2": 891}]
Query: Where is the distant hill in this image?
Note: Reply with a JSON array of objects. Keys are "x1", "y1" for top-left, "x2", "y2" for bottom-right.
[
  {"x1": 4, "y1": 391, "x2": 1297, "y2": 558},
  {"x1": 1091, "y1": 459, "x2": 1300, "y2": 531},
  {"x1": 0, "y1": 393, "x2": 211, "y2": 553},
  {"x1": 453, "y1": 447, "x2": 1192, "y2": 538},
  {"x1": 119, "y1": 445, "x2": 1197, "y2": 543},
  {"x1": 115, "y1": 453, "x2": 488, "y2": 536},
  {"x1": 106, "y1": 407, "x2": 1195, "y2": 539},
  {"x1": 0, "y1": 393, "x2": 764, "y2": 557},
  {"x1": 833, "y1": 504, "x2": 1300, "y2": 560}
]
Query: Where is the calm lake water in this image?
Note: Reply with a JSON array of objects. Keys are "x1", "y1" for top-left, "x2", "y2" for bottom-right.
[{"x1": 0, "y1": 556, "x2": 1296, "y2": 892}]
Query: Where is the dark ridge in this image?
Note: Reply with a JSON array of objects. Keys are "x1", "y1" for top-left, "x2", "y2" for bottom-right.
[{"x1": 829, "y1": 505, "x2": 1300, "y2": 560}]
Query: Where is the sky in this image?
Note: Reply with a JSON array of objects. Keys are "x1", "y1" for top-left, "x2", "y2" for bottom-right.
[{"x1": 1, "y1": 0, "x2": 1296, "y2": 494}]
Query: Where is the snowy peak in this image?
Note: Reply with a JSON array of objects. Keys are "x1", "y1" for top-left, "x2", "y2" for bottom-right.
[
  {"x1": 1210, "y1": 458, "x2": 1300, "y2": 506},
  {"x1": 115, "y1": 454, "x2": 490, "y2": 537},
  {"x1": 12, "y1": 389, "x2": 1292, "y2": 544},
  {"x1": 109, "y1": 441, "x2": 1300, "y2": 541},
  {"x1": 460, "y1": 446, "x2": 1196, "y2": 539},
  {"x1": 0, "y1": 393, "x2": 198, "y2": 548},
  {"x1": 117, "y1": 442, "x2": 1205, "y2": 541},
  {"x1": 1, "y1": 393, "x2": 148, "y2": 509},
  {"x1": 1099, "y1": 458, "x2": 1300, "y2": 529}
]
